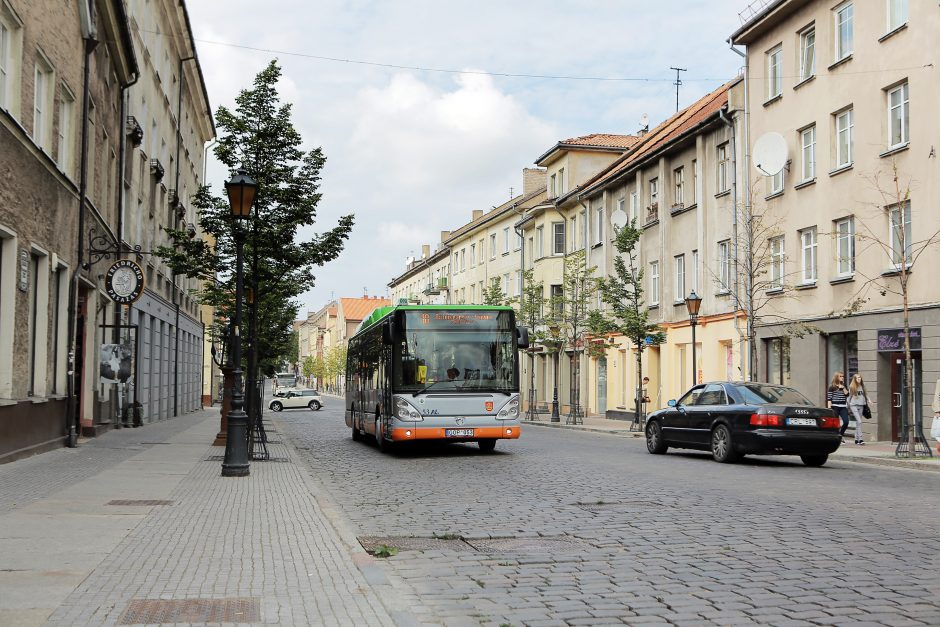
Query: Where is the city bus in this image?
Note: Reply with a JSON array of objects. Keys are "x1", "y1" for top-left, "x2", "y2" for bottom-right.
[{"x1": 345, "y1": 305, "x2": 529, "y2": 453}]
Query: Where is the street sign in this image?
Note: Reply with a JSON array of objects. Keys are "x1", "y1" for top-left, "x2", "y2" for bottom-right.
[
  {"x1": 18, "y1": 249, "x2": 28, "y2": 292},
  {"x1": 105, "y1": 259, "x2": 145, "y2": 304},
  {"x1": 644, "y1": 335, "x2": 655, "y2": 345}
]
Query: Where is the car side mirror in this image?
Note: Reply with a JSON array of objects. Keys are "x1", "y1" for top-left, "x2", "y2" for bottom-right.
[
  {"x1": 667, "y1": 399, "x2": 677, "y2": 407},
  {"x1": 516, "y1": 326, "x2": 530, "y2": 349}
]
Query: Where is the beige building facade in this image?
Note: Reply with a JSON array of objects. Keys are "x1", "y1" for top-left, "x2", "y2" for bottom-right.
[{"x1": 731, "y1": 0, "x2": 939, "y2": 441}]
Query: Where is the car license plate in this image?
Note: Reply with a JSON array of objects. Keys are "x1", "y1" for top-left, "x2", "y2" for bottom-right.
[
  {"x1": 787, "y1": 417, "x2": 816, "y2": 426},
  {"x1": 445, "y1": 428, "x2": 474, "y2": 437}
]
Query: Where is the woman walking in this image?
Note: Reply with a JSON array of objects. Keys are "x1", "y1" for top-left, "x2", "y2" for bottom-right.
[
  {"x1": 827, "y1": 372, "x2": 849, "y2": 444},
  {"x1": 847, "y1": 374, "x2": 872, "y2": 445}
]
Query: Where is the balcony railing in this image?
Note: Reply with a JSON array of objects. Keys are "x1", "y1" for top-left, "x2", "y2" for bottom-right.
[
  {"x1": 150, "y1": 158, "x2": 165, "y2": 181},
  {"x1": 125, "y1": 115, "x2": 143, "y2": 146},
  {"x1": 422, "y1": 283, "x2": 441, "y2": 295}
]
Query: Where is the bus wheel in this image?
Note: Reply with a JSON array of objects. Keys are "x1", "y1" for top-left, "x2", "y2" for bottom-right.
[
  {"x1": 478, "y1": 439, "x2": 497, "y2": 452},
  {"x1": 351, "y1": 422, "x2": 361, "y2": 441},
  {"x1": 375, "y1": 417, "x2": 393, "y2": 453}
]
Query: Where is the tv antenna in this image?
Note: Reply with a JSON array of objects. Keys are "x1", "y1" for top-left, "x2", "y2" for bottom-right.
[{"x1": 670, "y1": 66, "x2": 687, "y2": 112}]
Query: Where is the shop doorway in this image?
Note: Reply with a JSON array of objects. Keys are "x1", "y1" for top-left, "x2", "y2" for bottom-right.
[
  {"x1": 597, "y1": 357, "x2": 607, "y2": 414},
  {"x1": 890, "y1": 352, "x2": 922, "y2": 442}
]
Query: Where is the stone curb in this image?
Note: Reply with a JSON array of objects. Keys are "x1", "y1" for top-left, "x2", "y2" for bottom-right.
[{"x1": 523, "y1": 420, "x2": 643, "y2": 438}]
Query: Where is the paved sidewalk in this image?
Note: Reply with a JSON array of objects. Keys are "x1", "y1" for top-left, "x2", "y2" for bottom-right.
[
  {"x1": 0, "y1": 407, "x2": 428, "y2": 626},
  {"x1": 523, "y1": 414, "x2": 940, "y2": 471}
]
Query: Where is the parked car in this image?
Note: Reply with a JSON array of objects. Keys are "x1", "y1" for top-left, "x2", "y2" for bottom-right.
[
  {"x1": 645, "y1": 382, "x2": 842, "y2": 466},
  {"x1": 269, "y1": 389, "x2": 323, "y2": 412}
]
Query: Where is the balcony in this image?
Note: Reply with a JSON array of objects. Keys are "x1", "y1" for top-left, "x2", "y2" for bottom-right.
[
  {"x1": 437, "y1": 277, "x2": 448, "y2": 290},
  {"x1": 125, "y1": 116, "x2": 143, "y2": 146},
  {"x1": 168, "y1": 188, "x2": 178, "y2": 207},
  {"x1": 422, "y1": 282, "x2": 441, "y2": 295},
  {"x1": 669, "y1": 202, "x2": 685, "y2": 215},
  {"x1": 645, "y1": 202, "x2": 659, "y2": 225},
  {"x1": 150, "y1": 158, "x2": 165, "y2": 181}
]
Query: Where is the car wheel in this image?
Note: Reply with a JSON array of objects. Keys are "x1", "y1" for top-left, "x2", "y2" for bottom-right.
[
  {"x1": 270, "y1": 401, "x2": 283, "y2": 412},
  {"x1": 309, "y1": 400, "x2": 321, "y2": 411},
  {"x1": 478, "y1": 439, "x2": 496, "y2": 452},
  {"x1": 801, "y1": 454, "x2": 828, "y2": 467},
  {"x1": 646, "y1": 420, "x2": 668, "y2": 454},
  {"x1": 374, "y1": 417, "x2": 393, "y2": 454},
  {"x1": 711, "y1": 424, "x2": 739, "y2": 463}
]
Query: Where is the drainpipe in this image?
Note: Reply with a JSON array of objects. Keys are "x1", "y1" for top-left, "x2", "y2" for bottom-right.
[
  {"x1": 718, "y1": 105, "x2": 746, "y2": 382},
  {"x1": 728, "y1": 38, "x2": 753, "y2": 381}
]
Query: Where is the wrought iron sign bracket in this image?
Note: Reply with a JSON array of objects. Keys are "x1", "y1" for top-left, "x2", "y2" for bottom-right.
[{"x1": 86, "y1": 227, "x2": 152, "y2": 268}]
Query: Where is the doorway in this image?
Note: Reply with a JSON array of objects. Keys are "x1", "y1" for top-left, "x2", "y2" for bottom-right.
[
  {"x1": 597, "y1": 357, "x2": 607, "y2": 415},
  {"x1": 890, "y1": 352, "x2": 922, "y2": 442}
]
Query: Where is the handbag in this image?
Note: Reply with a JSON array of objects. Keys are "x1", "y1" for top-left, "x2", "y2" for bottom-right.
[{"x1": 862, "y1": 404, "x2": 872, "y2": 420}]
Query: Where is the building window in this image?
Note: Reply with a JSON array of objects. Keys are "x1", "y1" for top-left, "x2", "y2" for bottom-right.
[
  {"x1": 887, "y1": 82, "x2": 909, "y2": 148},
  {"x1": 0, "y1": 21, "x2": 8, "y2": 109},
  {"x1": 649, "y1": 261, "x2": 659, "y2": 305},
  {"x1": 649, "y1": 178, "x2": 659, "y2": 208},
  {"x1": 503, "y1": 227, "x2": 510, "y2": 254},
  {"x1": 460, "y1": 248, "x2": 466, "y2": 271},
  {"x1": 489, "y1": 233, "x2": 496, "y2": 259},
  {"x1": 769, "y1": 168, "x2": 784, "y2": 195},
  {"x1": 835, "y1": 108, "x2": 853, "y2": 168},
  {"x1": 674, "y1": 254, "x2": 685, "y2": 301},
  {"x1": 570, "y1": 214, "x2": 578, "y2": 250},
  {"x1": 469, "y1": 283, "x2": 475, "y2": 303},
  {"x1": 470, "y1": 243, "x2": 476, "y2": 267},
  {"x1": 552, "y1": 222, "x2": 565, "y2": 255},
  {"x1": 767, "y1": 45, "x2": 783, "y2": 99},
  {"x1": 835, "y1": 217, "x2": 855, "y2": 276},
  {"x1": 550, "y1": 173, "x2": 556, "y2": 197},
  {"x1": 594, "y1": 205, "x2": 604, "y2": 245},
  {"x1": 503, "y1": 273, "x2": 511, "y2": 296},
  {"x1": 579, "y1": 209, "x2": 587, "y2": 249},
  {"x1": 33, "y1": 54, "x2": 54, "y2": 151},
  {"x1": 691, "y1": 250, "x2": 699, "y2": 292},
  {"x1": 56, "y1": 86, "x2": 75, "y2": 176},
  {"x1": 515, "y1": 270, "x2": 521, "y2": 297},
  {"x1": 536, "y1": 226, "x2": 544, "y2": 258},
  {"x1": 27, "y1": 251, "x2": 49, "y2": 397},
  {"x1": 889, "y1": 201, "x2": 912, "y2": 266},
  {"x1": 887, "y1": 0, "x2": 908, "y2": 31},
  {"x1": 691, "y1": 160, "x2": 697, "y2": 203},
  {"x1": 717, "y1": 143, "x2": 729, "y2": 192},
  {"x1": 558, "y1": 167, "x2": 565, "y2": 194},
  {"x1": 799, "y1": 26, "x2": 816, "y2": 81},
  {"x1": 514, "y1": 230, "x2": 522, "y2": 250},
  {"x1": 800, "y1": 125, "x2": 816, "y2": 181},
  {"x1": 527, "y1": 236, "x2": 534, "y2": 268},
  {"x1": 673, "y1": 167, "x2": 684, "y2": 206},
  {"x1": 616, "y1": 196, "x2": 625, "y2": 226},
  {"x1": 717, "y1": 240, "x2": 730, "y2": 292},
  {"x1": 834, "y1": 2, "x2": 854, "y2": 61},
  {"x1": 770, "y1": 236, "x2": 785, "y2": 289},
  {"x1": 827, "y1": 332, "x2": 858, "y2": 381},
  {"x1": 765, "y1": 337, "x2": 791, "y2": 386},
  {"x1": 629, "y1": 191, "x2": 638, "y2": 223},
  {"x1": 550, "y1": 284, "x2": 563, "y2": 316},
  {"x1": 51, "y1": 263, "x2": 67, "y2": 394},
  {"x1": 800, "y1": 227, "x2": 817, "y2": 283},
  {"x1": 0, "y1": 7, "x2": 23, "y2": 115},
  {"x1": 453, "y1": 253, "x2": 458, "y2": 272}
]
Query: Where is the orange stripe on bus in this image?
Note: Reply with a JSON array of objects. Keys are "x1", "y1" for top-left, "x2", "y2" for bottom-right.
[{"x1": 389, "y1": 426, "x2": 520, "y2": 441}]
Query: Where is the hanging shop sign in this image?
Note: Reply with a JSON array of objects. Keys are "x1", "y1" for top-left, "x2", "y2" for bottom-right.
[
  {"x1": 105, "y1": 259, "x2": 145, "y2": 304},
  {"x1": 876, "y1": 327, "x2": 921, "y2": 352}
]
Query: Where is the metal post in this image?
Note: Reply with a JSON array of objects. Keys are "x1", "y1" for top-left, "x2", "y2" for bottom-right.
[
  {"x1": 691, "y1": 318, "x2": 697, "y2": 386},
  {"x1": 551, "y1": 350, "x2": 560, "y2": 422},
  {"x1": 222, "y1": 228, "x2": 249, "y2": 477}
]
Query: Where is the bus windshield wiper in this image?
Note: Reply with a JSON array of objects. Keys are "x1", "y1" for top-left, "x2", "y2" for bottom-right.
[{"x1": 412, "y1": 381, "x2": 454, "y2": 396}]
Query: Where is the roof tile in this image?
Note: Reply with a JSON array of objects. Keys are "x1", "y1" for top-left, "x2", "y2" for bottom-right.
[{"x1": 339, "y1": 297, "x2": 391, "y2": 322}]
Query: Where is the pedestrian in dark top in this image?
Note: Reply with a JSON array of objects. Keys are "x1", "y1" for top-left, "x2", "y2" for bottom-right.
[{"x1": 827, "y1": 372, "x2": 849, "y2": 443}]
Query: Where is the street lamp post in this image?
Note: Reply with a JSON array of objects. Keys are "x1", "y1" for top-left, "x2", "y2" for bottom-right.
[
  {"x1": 221, "y1": 169, "x2": 257, "y2": 477},
  {"x1": 684, "y1": 290, "x2": 703, "y2": 387},
  {"x1": 549, "y1": 324, "x2": 561, "y2": 422}
]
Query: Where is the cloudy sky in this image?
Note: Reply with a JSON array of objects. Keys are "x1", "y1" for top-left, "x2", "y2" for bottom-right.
[{"x1": 187, "y1": 0, "x2": 748, "y2": 317}]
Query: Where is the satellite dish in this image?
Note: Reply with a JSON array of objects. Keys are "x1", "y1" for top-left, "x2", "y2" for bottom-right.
[
  {"x1": 610, "y1": 208, "x2": 628, "y2": 229},
  {"x1": 752, "y1": 132, "x2": 788, "y2": 176},
  {"x1": 405, "y1": 256, "x2": 414, "y2": 265},
  {"x1": 639, "y1": 113, "x2": 649, "y2": 129}
]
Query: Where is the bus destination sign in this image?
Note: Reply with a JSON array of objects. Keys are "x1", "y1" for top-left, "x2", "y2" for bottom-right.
[{"x1": 409, "y1": 311, "x2": 497, "y2": 329}]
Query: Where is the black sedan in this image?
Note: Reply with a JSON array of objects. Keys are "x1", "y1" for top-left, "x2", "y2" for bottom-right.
[{"x1": 645, "y1": 382, "x2": 842, "y2": 466}]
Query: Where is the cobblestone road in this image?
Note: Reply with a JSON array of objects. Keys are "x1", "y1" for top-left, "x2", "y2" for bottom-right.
[{"x1": 278, "y1": 403, "x2": 940, "y2": 627}]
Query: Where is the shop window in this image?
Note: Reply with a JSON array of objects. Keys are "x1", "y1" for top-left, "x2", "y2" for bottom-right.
[
  {"x1": 827, "y1": 332, "x2": 858, "y2": 380},
  {"x1": 765, "y1": 337, "x2": 791, "y2": 385}
]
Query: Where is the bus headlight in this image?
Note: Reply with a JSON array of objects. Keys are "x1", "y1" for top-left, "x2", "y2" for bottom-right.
[
  {"x1": 395, "y1": 397, "x2": 424, "y2": 421},
  {"x1": 497, "y1": 398, "x2": 519, "y2": 419}
]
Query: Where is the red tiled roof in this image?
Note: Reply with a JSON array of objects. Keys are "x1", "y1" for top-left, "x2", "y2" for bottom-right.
[
  {"x1": 339, "y1": 297, "x2": 391, "y2": 322},
  {"x1": 580, "y1": 80, "x2": 739, "y2": 196},
  {"x1": 560, "y1": 133, "x2": 641, "y2": 149}
]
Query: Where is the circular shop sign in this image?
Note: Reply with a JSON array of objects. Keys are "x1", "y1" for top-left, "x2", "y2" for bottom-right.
[{"x1": 105, "y1": 259, "x2": 145, "y2": 304}]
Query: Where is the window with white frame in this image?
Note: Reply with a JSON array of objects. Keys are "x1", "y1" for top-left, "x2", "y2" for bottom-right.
[
  {"x1": 717, "y1": 143, "x2": 729, "y2": 192},
  {"x1": 594, "y1": 205, "x2": 604, "y2": 244},
  {"x1": 770, "y1": 236, "x2": 785, "y2": 289},
  {"x1": 552, "y1": 222, "x2": 565, "y2": 255},
  {"x1": 558, "y1": 167, "x2": 565, "y2": 194},
  {"x1": 570, "y1": 214, "x2": 578, "y2": 250},
  {"x1": 550, "y1": 284, "x2": 563, "y2": 316},
  {"x1": 834, "y1": 2, "x2": 854, "y2": 61},
  {"x1": 550, "y1": 173, "x2": 557, "y2": 197},
  {"x1": 579, "y1": 210, "x2": 587, "y2": 249},
  {"x1": 691, "y1": 160, "x2": 697, "y2": 203},
  {"x1": 835, "y1": 108, "x2": 853, "y2": 168},
  {"x1": 33, "y1": 53, "x2": 54, "y2": 152},
  {"x1": 0, "y1": 21, "x2": 8, "y2": 109},
  {"x1": 629, "y1": 191, "x2": 638, "y2": 223},
  {"x1": 673, "y1": 167, "x2": 684, "y2": 206},
  {"x1": 674, "y1": 254, "x2": 685, "y2": 301},
  {"x1": 799, "y1": 26, "x2": 816, "y2": 81},
  {"x1": 887, "y1": 0, "x2": 908, "y2": 31},
  {"x1": 469, "y1": 283, "x2": 475, "y2": 303},
  {"x1": 515, "y1": 230, "x2": 522, "y2": 250},
  {"x1": 887, "y1": 82, "x2": 909, "y2": 148},
  {"x1": 536, "y1": 226, "x2": 544, "y2": 258},
  {"x1": 503, "y1": 227, "x2": 510, "y2": 254},
  {"x1": 0, "y1": 7, "x2": 24, "y2": 115},
  {"x1": 769, "y1": 168, "x2": 784, "y2": 195},
  {"x1": 453, "y1": 253, "x2": 458, "y2": 272},
  {"x1": 489, "y1": 233, "x2": 496, "y2": 259},
  {"x1": 835, "y1": 217, "x2": 855, "y2": 276},
  {"x1": 800, "y1": 227, "x2": 817, "y2": 283},
  {"x1": 515, "y1": 270, "x2": 521, "y2": 297},
  {"x1": 691, "y1": 250, "x2": 699, "y2": 292},
  {"x1": 617, "y1": 196, "x2": 625, "y2": 222},
  {"x1": 27, "y1": 250, "x2": 49, "y2": 397},
  {"x1": 889, "y1": 201, "x2": 912, "y2": 266},
  {"x1": 460, "y1": 248, "x2": 466, "y2": 271},
  {"x1": 470, "y1": 243, "x2": 476, "y2": 267},
  {"x1": 527, "y1": 236, "x2": 534, "y2": 268},
  {"x1": 800, "y1": 125, "x2": 816, "y2": 181},
  {"x1": 649, "y1": 261, "x2": 660, "y2": 305},
  {"x1": 0, "y1": 229, "x2": 16, "y2": 397},
  {"x1": 649, "y1": 178, "x2": 659, "y2": 208},
  {"x1": 57, "y1": 85, "x2": 75, "y2": 176},
  {"x1": 767, "y1": 45, "x2": 783, "y2": 99},
  {"x1": 717, "y1": 240, "x2": 730, "y2": 292}
]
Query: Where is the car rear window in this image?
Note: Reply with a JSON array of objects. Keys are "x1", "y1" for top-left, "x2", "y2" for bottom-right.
[{"x1": 735, "y1": 384, "x2": 813, "y2": 405}]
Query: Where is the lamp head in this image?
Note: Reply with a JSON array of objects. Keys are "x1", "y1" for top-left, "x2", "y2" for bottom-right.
[
  {"x1": 224, "y1": 168, "x2": 257, "y2": 219},
  {"x1": 684, "y1": 290, "x2": 703, "y2": 318}
]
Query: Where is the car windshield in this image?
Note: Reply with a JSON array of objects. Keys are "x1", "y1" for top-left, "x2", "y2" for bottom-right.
[
  {"x1": 394, "y1": 310, "x2": 516, "y2": 393},
  {"x1": 735, "y1": 383, "x2": 813, "y2": 405}
]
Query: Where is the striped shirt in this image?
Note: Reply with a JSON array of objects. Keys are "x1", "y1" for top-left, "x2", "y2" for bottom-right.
[{"x1": 827, "y1": 387, "x2": 848, "y2": 407}]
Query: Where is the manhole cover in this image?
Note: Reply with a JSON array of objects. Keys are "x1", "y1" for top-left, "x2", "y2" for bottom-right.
[
  {"x1": 118, "y1": 597, "x2": 260, "y2": 624},
  {"x1": 358, "y1": 536, "x2": 474, "y2": 553},
  {"x1": 577, "y1": 500, "x2": 664, "y2": 513},
  {"x1": 467, "y1": 536, "x2": 588, "y2": 554},
  {"x1": 107, "y1": 500, "x2": 174, "y2": 506}
]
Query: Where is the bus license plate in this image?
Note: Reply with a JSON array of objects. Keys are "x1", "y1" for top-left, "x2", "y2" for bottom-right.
[
  {"x1": 787, "y1": 417, "x2": 816, "y2": 426},
  {"x1": 445, "y1": 429, "x2": 474, "y2": 437}
]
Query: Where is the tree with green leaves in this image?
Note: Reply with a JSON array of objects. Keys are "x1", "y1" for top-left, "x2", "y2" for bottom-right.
[
  {"x1": 482, "y1": 279, "x2": 507, "y2": 306},
  {"x1": 597, "y1": 220, "x2": 665, "y2": 423},
  {"x1": 325, "y1": 344, "x2": 348, "y2": 393},
  {"x1": 513, "y1": 269, "x2": 546, "y2": 415},
  {"x1": 155, "y1": 60, "x2": 353, "y2": 421}
]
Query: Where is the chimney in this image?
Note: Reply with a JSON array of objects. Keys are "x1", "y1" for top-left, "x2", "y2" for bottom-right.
[
  {"x1": 421, "y1": 244, "x2": 430, "y2": 259},
  {"x1": 440, "y1": 230, "x2": 450, "y2": 241},
  {"x1": 523, "y1": 168, "x2": 547, "y2": 196},
  {"x1": 472, "y1": 209, "x2": 484, "y2": 221}
]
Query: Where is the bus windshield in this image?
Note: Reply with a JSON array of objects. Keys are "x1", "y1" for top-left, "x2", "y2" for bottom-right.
[{"x1": 394, "y1": 310, "x2": 517, "y2": 393}]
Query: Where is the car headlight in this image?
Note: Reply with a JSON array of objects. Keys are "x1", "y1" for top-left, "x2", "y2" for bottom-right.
[{"x1": 395, "y1": 397, "x2": 423, "y2": 421}]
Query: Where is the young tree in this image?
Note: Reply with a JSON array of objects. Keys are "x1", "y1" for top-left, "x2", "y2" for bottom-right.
[
  {"x1": 597, "y1": 220, "x2": 665, "y2": 423},
  {"x1": 325, "y1": 344, "x2": 348, "y2": 393},
  {"x1": 482, "y1": 279, "x2": 507, "y2": 306},
  {"x1": 155, "y1": 60, "x2": 353, "y2": 421},
  {"x1": 513, "y1": 269, "x2": 546, "y2": 414}
]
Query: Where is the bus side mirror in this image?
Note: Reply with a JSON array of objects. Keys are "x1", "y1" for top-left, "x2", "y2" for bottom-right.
[
  {"x1": 382, "y1": 321, "x2": 394, "y2": 345},
  {"x1": 516, "y1": 326, "x2": 530, "y2": 349}
]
